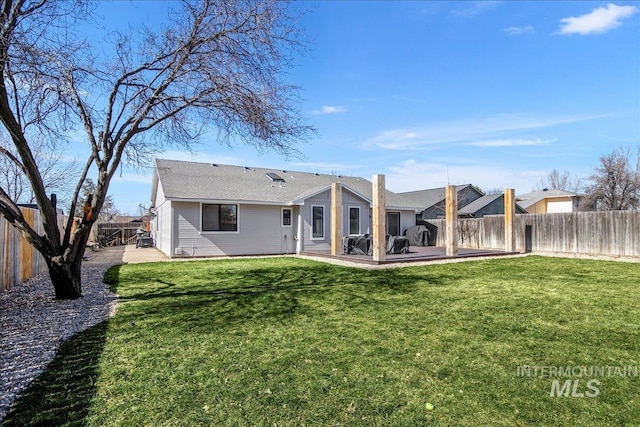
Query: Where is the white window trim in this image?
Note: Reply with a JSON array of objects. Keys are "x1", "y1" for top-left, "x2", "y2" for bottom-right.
[
  {"x1": 348, "y1": 206, "x2": 361, "y2": 235},
  {"x1": 200, "y1": 203, "x2": 240, "y2": 234},
  {"x1": 311, "y1": 204, "x2": 325, "y2": 240},
  {"x1": 281, "y1": 207, "x2": 293, "y2": 228}
]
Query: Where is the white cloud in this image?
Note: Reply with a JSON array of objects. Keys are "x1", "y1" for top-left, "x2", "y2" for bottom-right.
[
  {"x1": 290, "y1": 161, "x2": 365, "y2": 174},
  {"x1": 311, "y1": 105, "x2": 348, "y2": 115},
  {"x1": 156, "y1": 150, "x2": 244, "y2": 166},
  {"x1": 384, "y1": 159, "x2": 546, "y2": 195},
  {"x1": 364, "y1": 113, "x2": 605, "y2": 151},
  {"x1": 466, "y1": 138, "x2": 548, "y2": 147},
  {"x1": 502, "y1": 25, "x2": 534, "y2": 36},
  {"x1": 453, "y1": 1, "x2": 502, "y2": 17},
  {"x1": 112, "y1": 173, "x2": 153, "y2": 184},
  {"x1": 557, "y1": 3, "x2": 638, "y2": 35}
]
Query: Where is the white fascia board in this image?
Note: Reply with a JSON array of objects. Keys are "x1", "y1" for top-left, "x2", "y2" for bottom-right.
[{"x1": 166, "y1": 196, "x2": 301, "y2": 206}]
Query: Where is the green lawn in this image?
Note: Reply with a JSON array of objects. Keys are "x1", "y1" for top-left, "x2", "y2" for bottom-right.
[{"x1": 3, "y1": 256, "x2": 639, "y2": 426}]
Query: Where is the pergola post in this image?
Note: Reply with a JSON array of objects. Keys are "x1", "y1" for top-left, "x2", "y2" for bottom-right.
[
  {"x1": 331, "y1": 182, "x2": 343, "y2": 256},
  {"x1": 372, "y1": 174, "x2": 386, "y2": 262},
  {"x1": 446, "y1": 185, "x2": 458, "y2": 257},
  {"x1": 504, "y1": 188, "x2": 516, "y2": 252}
]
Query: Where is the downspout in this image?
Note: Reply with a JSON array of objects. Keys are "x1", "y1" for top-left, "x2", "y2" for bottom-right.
[{"x1": 296, "y1": 213, "x2": 303, "y2": 254}]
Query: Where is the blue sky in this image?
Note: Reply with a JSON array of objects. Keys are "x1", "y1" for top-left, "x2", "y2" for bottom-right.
[{"x1": 100, "y1": 1, "x2": 639, "y2": 214}]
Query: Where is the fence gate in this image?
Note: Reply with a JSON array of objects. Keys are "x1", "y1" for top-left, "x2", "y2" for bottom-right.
[{"x1": 97, "y1": 222, "x2": 146, "y2": 246}]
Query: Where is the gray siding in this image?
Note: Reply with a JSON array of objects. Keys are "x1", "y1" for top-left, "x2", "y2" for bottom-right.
[
  {"x1": 152, "y1": 181, "x2": 173, "y2": 256},
  {"x1": 474, "y1": 198, "x2": 505, "y2": 218},
  {"x1": 301, "y1": 188, "x2": 372, "y2": 252},
  {"x1": 155, "y1": 185, "x2": 415, "y2": 257},
  {"x1": 157, "y1": 201, "x2": 172, "y2": 256},
  {"x1": 171, "y1": 202, "x2": 297, "y2": 257},
  {"x1": 301, "y1": 190, "x2": 414, "y2": 252},
  {"x1": 302, "y1": 190, "x2": 331, "y2": 252},
  {"x1": 343, "y1": 190, "x2": 371, "y2": 235}
]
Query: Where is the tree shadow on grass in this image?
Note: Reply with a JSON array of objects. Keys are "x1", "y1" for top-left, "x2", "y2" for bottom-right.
[
  {"x1": 1, "y1": 321, "x2": 109, "y2": 427},
  {"x1": 1, "y1": 261, "x2": 450, "y2": 425},
  {"x1": 106, "y1": 263, "x2": 449, "y2": 333}
]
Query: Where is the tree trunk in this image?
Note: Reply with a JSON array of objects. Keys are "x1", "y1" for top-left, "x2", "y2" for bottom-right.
[{"x1": 46, "y1": 254, "x2": 83, "y2": 300}]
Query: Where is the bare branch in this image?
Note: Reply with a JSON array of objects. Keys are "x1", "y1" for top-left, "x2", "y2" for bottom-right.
[
  {"x1": 585, "y1": 146, "x2": 640, "y2": 210},
  {"x1": 0, "y1": 0, "x2": 313, "y2": 299}
]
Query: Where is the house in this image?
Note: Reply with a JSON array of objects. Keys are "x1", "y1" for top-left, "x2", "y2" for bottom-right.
[
  {"x1": 398, "y1": 184, "x2": 484, "y2": 220},
  {"x1": 516, "y1": 189, "x2": 579, "y2": 214},
  {"x1": 150, "y1": 159, "x2": 422, "y2": 258},
  {"x1": 458, "y1": 193, "x2": 527, "y2": 218}
]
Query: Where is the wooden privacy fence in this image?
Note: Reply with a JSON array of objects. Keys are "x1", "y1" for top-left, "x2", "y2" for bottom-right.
[
  {"x1": 97, "y1": 222, "x2": 148, "y2": 246},
  {"x1": 0, "y1": 207, "x2": 61, "y2": 291},
  {"x1": 0, "y1": 210, "x2": 97, "y2": 291},
  {"x1": 426, "y1": 210, "x2": 640, "y2": 257}
]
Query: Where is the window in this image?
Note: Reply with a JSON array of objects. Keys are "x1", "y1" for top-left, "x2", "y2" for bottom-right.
[
  {"x1": 202, "y1": 204, "x2": 237, "y2": 232},
  {"x1": 282, "y1": 208, "x2": 292, "y2": 227},
  {"x1": 349, "y1": 207, "x2": 360, "y2": 235},
  {"x1": 312, "y1": 205, "x2": 324, "y2": 238}
]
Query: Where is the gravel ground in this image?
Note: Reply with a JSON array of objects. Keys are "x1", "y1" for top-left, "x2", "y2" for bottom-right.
[{"x1": 0, "y1": 259, "x2": 119, "y2": 422}]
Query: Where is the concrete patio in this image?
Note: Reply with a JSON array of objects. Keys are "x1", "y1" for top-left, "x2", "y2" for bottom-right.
[
  {"x1": 83, "y1": 245, "x2": 169, "y2": 266},
  {"x1": 82, "y1": 244, "x2": 522, "y2": 270},
  {"x1": 301, "y1": 245, "x2": 520, "y2": 265}
]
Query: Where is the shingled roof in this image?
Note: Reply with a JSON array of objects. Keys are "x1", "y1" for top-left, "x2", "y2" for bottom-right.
[
  {"x1": 151, "y1": 159, "x2": 422, "y2": 210},
  {"x1": 398, "y1": 184, "x2": 476, "y2": 209},
  {"x1": 457, "y1": 193, "x2": 504, "y2": 216},
  {"x1": 457, "y1": 193, "x2": 527, "y2": 216},
  {"x1": 516, "y1": 189, "x2": 577, "y2": 210}
]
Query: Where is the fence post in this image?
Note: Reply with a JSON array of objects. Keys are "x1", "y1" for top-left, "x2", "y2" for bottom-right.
[
  {"x1": 504, "y1": 188, "x2": 516, "y2": 252},
  {"x1": 446, "y1": 185, "x2": 458, "y2": 256}
]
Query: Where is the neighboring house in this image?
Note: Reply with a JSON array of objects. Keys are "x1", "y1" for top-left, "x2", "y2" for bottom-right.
[
  {"x1": 150, "y1": 159, "x2": 422, "y2": 258},
  {"x1": 517, "y1": 189, "x2": 579, "y2": 214},
  {"x1": 399, "y1": 184, "x2": 484, "y2": 220},
  {"x1": 458, "y1": 193, "x2": 527, "y2": 218}
]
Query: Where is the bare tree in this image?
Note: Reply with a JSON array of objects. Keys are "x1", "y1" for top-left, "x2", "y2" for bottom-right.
[
  {"x1": 584, "y1": 147, "x2": 640, "y2": 211},
  {"x1": 0, "y1": 0, "x2": 313, "y2": 299},
  {"x1": 482, "y1": 187, "x2": 503, "y2": 195},
  {"x1": 0, "y1": 139, "x2": 78, "y2": 207},
  {"x1": 535, "y1": 169, "x2": 582, "y2": 193}
]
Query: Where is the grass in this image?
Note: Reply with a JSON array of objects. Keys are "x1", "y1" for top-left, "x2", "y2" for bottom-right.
[{"x1": 2, "y1": 256, "x2": 639, "y2": 426}]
